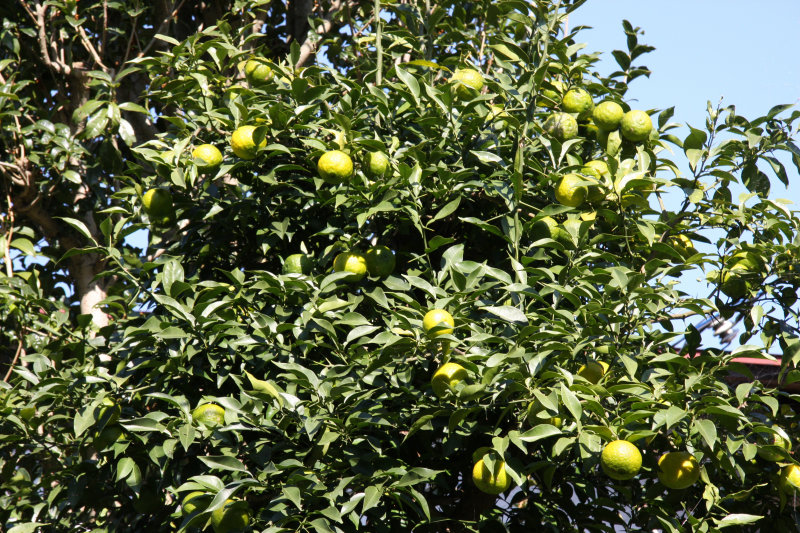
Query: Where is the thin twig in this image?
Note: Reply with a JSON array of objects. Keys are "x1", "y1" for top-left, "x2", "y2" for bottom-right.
[
  {"x1": 3, "y1": 189, "x2": 14, "y2": 278},
  {"x1": 137, "y1": 0, "x2": 190, "y2": 58},
  {"x1": 3, "y1": 331, "x2": 26, "y2": 382},
  {"x1": 78, "y1": 25, "x2": 108, "y2": 71}
]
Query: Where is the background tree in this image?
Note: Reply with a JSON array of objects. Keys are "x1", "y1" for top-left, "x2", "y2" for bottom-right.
[{"x1": 1, "y1": 0, "x2": 800, "y2": 531}]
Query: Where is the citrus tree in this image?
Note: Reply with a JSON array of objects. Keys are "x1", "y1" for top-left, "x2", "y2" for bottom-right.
[{"x1": 2, "y1": 0, "x2": 800, "y2": 531}]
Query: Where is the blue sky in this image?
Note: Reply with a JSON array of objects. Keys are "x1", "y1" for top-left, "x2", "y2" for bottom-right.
[{"x1": 571, "y1": 2, "x2": 800, "y2": 351}]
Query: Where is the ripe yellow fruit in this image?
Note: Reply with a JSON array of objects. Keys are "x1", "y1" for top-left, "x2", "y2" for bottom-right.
[
  {"x1": 577, "y1": 360, "x2": 608, "y2": 384},
  {"x1": 244, "y1": 58, "x2": 273, "y2": 84},
  {"x1": 780, "y1": 464, "x2": 800, "y2": 494},
  {"x1": 530, "y1": 215, "x2": 558, "y2": 242},
  {"x1": 555, "y1": 173, "x2": 587, "y2": 208},
  {"x1": 431, "y1": 362, "x2": 467, "y2": 397},
  {"x1": 230, "y1": 125, "x2": 266, "y2": 160},
  {"x1": 182, "y1": 491, "x2": 211, "y2": 517},
  {"x1": 526, "y1": 401, "x2": 562, "y2": 428},
  {"x1": 317, "y1": 150, "x2": 354, "y2": 184},
  {"x1": 192, "y1": 144, "x2": 223, "y2": 171},
  {"x1": 95, "y1": 396, "x2": 121, "y2": 427},
  {"x1": 211, "y1": 499, "x2": 251, "y2": 533},
  {"x1": 452, "y1": 68, "x2": 484, "y2": 99},
  {"x1": 365, "y1": 151, "x2": 390, "y2": 178},
  {"x1": 283, "y1": 253, "x2": 313, "y2": 275},
  {"x1": 670, "y1": 234, "x2": 696, "y2": 258},
  {"x1": 364, "y1": 245, "x2": 395, "y2": 278},
  {"x1": 755, "y1": 427, "x2": 791, "y2": 461},
  {"x1": 544, "y1": 112, "x2": 579, "y2": 142},
  {"x1": 422, "y1": 309, "x2": 454, "y2": 338},
  {"x1": 620, "y1": 110, "x2": 653, "y2": 142},
  {"x1": 718, "y1": 264, "x2": 749, "y2": 299},
  {"x1": 561, "y1": 88, "x2": 594, "y2": 119},
  {"x1": 580, "y1": 161, "x2": 608, "y2": 202},
  {"x1": 192, "y1": 403, "x2": 225, "y2": 427},
  {"x1": 472, "y1": 453, "x2": 511, "y2": 495},
  {"x1": 142, "y1": 188, "x2": 175, "y2": 225},
  {"x1": 601, "y1": 440, "x2": 642, "y2": 480},
  {"x1": 540, "y1": 80, "x2": 567, "y2": 107},
  {"x1": 592, "y1": 101, "x2": 624, "y2": 131},
  {"x1": 333, "y1": 251, "x2": 367, "y2": 281},
  {"x1": 657, "y1": 451, "x2": 701, "y2": 489}
]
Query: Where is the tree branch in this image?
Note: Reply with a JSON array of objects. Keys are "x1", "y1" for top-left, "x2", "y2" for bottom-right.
[{"x1": 295, "y1": 0, "x2": 354, "y2": 68}]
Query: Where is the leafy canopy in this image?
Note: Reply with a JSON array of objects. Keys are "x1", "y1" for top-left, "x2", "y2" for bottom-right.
[{"x1": 1, "y1": 0, "x2": 800, "y2": 532}]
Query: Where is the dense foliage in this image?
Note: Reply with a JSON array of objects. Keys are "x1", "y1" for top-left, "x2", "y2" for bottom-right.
[{"x1": 2, "y1": 0, "x2": 800, "y2": 531}]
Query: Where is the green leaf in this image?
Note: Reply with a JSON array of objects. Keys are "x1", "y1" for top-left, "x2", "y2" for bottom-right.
[
  {"x1": 57, "y1": 217, "x2": 97, "y2": 244},
  {"x1": 430, "y1": 197, "x2": 461, "y2": 224},
  {"x1": 244, "y1": 371, "x2": 285, "y2": 407},
  {"x1": 692, "y1": 419, "x2": 717, "y2": 451},
  {"x1": 481, "y1": 305, "x2": 528, "y2": 325},
  {"x1": 713, "y1": 514, "x2": 763, "y2": 528},
  {"x1": 8, "y1": 523, "x2": 47, "y2": 533},
  {"x1": 198, "y1": 455, "x2": 248, "y2": 473},
  {"x1": 560, "y1": 383, "x2": 582, "y2": 422},
  {"x1": 519, "y1": 424, "x2": 562, "y2": 442},
  {"x1": 362, "y1": 485, "x2": 382, "y2": 514}
]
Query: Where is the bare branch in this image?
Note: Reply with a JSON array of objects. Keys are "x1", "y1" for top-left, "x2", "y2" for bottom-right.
[
  {"x1": 78, "y1": 25, "x2": 109, "y2": 72},
  {"x1": 34, "y1": 1, "x2": 68, "y2": 75},
  {"x1": 295, "y1": 0, "x2": 356, "y2": 68},
  {"x1": 2, "y1": 332, "x2": 26, "y2": 383},
  {"x1": 137, "y1": 0, "x2": 190, "y2": 58}
]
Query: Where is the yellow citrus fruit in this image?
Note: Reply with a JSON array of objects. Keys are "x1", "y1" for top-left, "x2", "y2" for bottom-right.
[
  {"x1": 365, "y1": 151, "x2": 390, "y2": 178},
  {"x1": 182, "y1": 491, "x2": 211, "y2": 519},
  {"x1": 728, "y1": 251, "x2": 763, "y2": 272},
  {"x1": 670, "y1": 234, "x2": 696, "y2": 258},
  {"x1": 422, "y1": 309, "x2": 454, "y2": 338},
  {"x1": 657, "y1": 451, "x2": 701, "y2": 490},
  {"x1": 755, "y1": 427, "x2": 791, "y2": 461},
  {"x1": 540, "y1": 80, "x2": 567, "y2": 108},
  {"x1": 592, "y1": 101, "x2": 624, "y2": 131},
  {"x1": 283, "y1": 253, "x2": 313, "y2": 275},
  {"x1": 780, "y1": 464, "x2": 800, "y2": 494},
  {"x1": 579, "y1": 163, "x2": 608, "y2": 202},
  {"x1": 486, "y1": 104, "x2": 510, "y2": 129},
  {"x1": 452, "y1": 68, "x2": 484, "y2": 99},
  {"x1": 364, "y1": 245, "x2": 395, "y2": 278},
  {"x1": 583, "y1": 160, "x2": 610, "y2": 178},
  {"x1": 577, "y1": 360, "x2": 608, "y2": 384},
  {"x1": 561, "y1": 87, "x2": 594, "y2": 118},
  {"x1": 230, "y1": 125, "x2": 266, "y2": 160},
  {"x1": 620, "y1": 110, "x2": 653, "y2": 142},
  {"x1": 244, "y1": 58, "x2": 273, "y2": 84},
  {"x1": 143, "y1": 188, "x2": 175, "y2": 225},
  {"x1": 472, "y1": 453, "x2": 511, "y2": 495},
  {"x1": 580, "y1": 119, "x2": 599, "y2": 140},
  {"x1": 192, "y1": 403, "x2": 225, "y2": 427},
  {"x1": 333, "y1": 251, "x2": 367, "y2": 281},
  {"x1": 530, "y1": 216, "x2": 558, "y2": 242},
  {"x1": 95, "y1": 397, "x2": 121, "y2": 427},
  {"x1": 601, "y1": 440, "x2": 642, "y2": 480},
  {"x1": 317, "y1": 150, "x2": 354, "y2": 184},
  {"x1": 211, "y1": 498, "x2": 251, "y2": 533},
  {"x1": 192, "y1": 144, "x2": 223, "y2": 171},
  {"x1": 555, "y1": 173, "x2": 587, "y2": 208},
  {"x1": 719, "y1": 265, "x2": 749, "y2": 298},
  {"x1": 431, "y1": 362, "x2": 467, "y2": 397},
  {"x1": 544, "y1": 112, "x2": 579, "y2": 142},
  {"x1": 526, "y1": 401, "x2": 562, "y2": 428}
]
